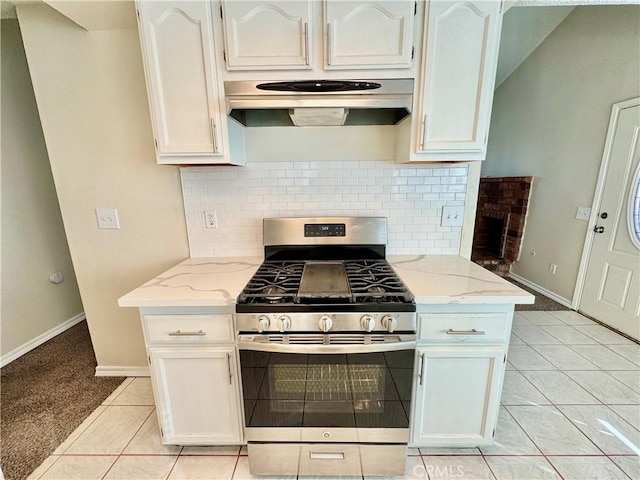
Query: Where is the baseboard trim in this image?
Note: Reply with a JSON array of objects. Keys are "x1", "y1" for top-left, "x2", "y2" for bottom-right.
[
  {"x1": 508, "y1": 273, "x2": 572, "y2": 309},
  {"x1": 0, "y1": 312, "x2": 86, "y2": 368},
  {"x1": 95, "y1": 366, "x2": 150, "y2": 377}
]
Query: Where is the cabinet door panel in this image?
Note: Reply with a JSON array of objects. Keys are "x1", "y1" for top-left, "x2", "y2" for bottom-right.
[
  {"x1": 411, "y1": 346, "x2": 504, "y2": 446},
  {"x1": 326, "y1": 0, "x2": 415, "y2": 69},
  {"x1": 150, "y1": 347, "x2": 242, "y2": 445},
  {"x1": 222, "y1": 1, "x2": 311, "y2": 69},
  {"x1": 417, "y1": 1, "x2": 501, "y2": 155},
  {"x1": 137, "y1": 1, "x2": 224, "y2": 157}
]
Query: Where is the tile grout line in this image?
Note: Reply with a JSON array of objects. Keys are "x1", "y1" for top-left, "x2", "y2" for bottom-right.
[
  {"x1": 500, "y1": 322, "x2": 626, "y2": 476},
  {"x1": 29, "y1": 311, "x2": 637, "y2": 480}
]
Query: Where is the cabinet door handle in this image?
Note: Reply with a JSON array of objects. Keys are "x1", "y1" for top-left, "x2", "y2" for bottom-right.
[
  {"x1": 303, "y1": 22, "x2": 309, "y2": 65},
  {"x1": 445, "y1": 328, "x2": 486, "y2": 335},
  {"x1": 419, "y1": 114, "x2": 427, "y2": 150},
  {"x1": 226, "y1": 353, "x2": 232, "y2": 385},
  {"x1": 418, "y1": 352, "x2": 425, "y2": 386},
  {"x1": 326, "y1": 23, "x2": 332, "y2": 65},
  {"x1": 168, "y1": 329, "x2": 206, "y2": 336},
  {"x1": 210, "y1": 117, "x2": 218, "y2": 154}
]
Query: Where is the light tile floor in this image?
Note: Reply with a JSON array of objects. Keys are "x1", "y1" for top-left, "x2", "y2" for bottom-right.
[{"x1": 28, "y1": 311, "x2": 639, "y2": 480}]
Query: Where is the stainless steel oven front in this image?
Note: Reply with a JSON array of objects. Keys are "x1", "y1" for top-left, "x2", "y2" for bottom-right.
[{"x1": 237, "y1": 329, "x2": 416, "y2": 477}]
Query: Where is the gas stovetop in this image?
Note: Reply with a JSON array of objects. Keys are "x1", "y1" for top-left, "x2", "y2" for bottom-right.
[{"x1": 236, "y1": 258, "x2": 415, "y2": 313}]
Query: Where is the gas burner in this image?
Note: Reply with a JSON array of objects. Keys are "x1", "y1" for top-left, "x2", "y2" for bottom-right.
[
  {"x1": 262, "y1": 286, "x2": 287, "y2": 303},
  {"x1": 367, "y1": 286, "x2": 386, "y2": 298},
  {"x1": 236, "y1": 218, "x2": 415, "y2": 313}
]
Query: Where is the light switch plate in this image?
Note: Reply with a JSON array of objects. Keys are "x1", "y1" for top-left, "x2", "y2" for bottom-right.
[
  {"x1": 441, "y1": 206, "x2": 464, "y2": 227},
  {"x1": 96, "y1": 209, "x2": 120, "y2": 229}
]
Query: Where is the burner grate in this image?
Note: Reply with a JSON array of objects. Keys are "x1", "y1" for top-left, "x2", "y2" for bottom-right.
[{"x1": 237, "y1": 259, "x2": 413, "y2": 307}]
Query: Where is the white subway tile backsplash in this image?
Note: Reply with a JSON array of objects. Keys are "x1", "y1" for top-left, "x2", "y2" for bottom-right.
[{"x1": 181, "y1": 161, "x2": 467, "y2": 257}]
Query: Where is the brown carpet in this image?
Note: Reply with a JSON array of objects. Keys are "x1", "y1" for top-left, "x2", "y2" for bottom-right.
[
  {"x1": 1, "y1": 321, "x2": 125, "y2": 480},
  {"x1": 507, "y1": 278, "x2": 570, "y2": 312}
]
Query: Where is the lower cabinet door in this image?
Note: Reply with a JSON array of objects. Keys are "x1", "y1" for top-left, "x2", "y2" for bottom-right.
[
  {"x1": 411, "y1": 346, "x2": 505, "y2": 447},
  {"x1": 149, "y1": 346, "x2": 242, "y2": 445}
]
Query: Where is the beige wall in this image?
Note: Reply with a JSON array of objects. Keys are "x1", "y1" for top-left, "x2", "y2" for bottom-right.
[
  {"x1": 483, "y1": 5, "x2": 640, "y2": 301},
  {"x1": 16, "y1": 4, "x2": 190, "y2": 369},
  {"x1": 1, "y1": 19, "x2": 84, "y2": 357}
]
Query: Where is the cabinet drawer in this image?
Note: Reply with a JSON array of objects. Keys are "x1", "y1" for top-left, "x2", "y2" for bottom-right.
[
  {"x1": 418, "y1": 313, "x2": 509, "y2": 343},
  {"x1": 143, "y1": 315, "x2": 233, "y2": 344}
]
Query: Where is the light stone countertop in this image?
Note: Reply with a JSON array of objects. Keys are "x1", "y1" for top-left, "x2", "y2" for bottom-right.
[
  {"x1": 118, "y1": 255, "x2": 534, "y2": 308},
  {"x1": 117, "y1": 256, "x2": 263, "y2": 308},
  {"x1": 388, "y1": 255, "x2": 534, "y2": 305}
]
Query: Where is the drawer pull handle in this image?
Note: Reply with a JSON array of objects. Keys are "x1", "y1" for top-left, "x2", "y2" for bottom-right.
[
  {"x1": 446, "y1": 328, "x2": 485, "y2": 335},
  {"x1": 310, "y1": 451, "x2": 345, "y2": 460},
  {"x1": 168, "y1": 330, "x2": 206, "y2": 336}
]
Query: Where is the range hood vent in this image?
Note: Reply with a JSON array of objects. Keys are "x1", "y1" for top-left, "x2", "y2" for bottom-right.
[{"x1": 225, "y1": 79, "x2": 413, "y2": 127}]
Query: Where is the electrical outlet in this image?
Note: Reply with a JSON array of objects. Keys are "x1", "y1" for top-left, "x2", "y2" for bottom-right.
[
  {"x1": 205, "y1": 210, "x2": 217, "y2": 229},
  {"x1": 441, "y1": 206, "x2": 464, "y2": 227},
  {"x1": 548, "y1": 263, "x2": 557, "y2": 275},
  {"x1": 96, "y1": 209, "x2": 120, "y2": 229}
]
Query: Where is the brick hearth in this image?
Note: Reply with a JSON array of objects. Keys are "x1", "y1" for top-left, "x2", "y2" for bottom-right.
[{"x1": 472, "y1": 176, "x2": 533, "y2": 277}]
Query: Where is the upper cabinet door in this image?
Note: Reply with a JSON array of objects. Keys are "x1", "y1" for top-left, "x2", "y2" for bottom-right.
[
  {"x1": 325, "y1": 0, "x2": 416, "y2": 69},
  {"x1": 416, "y1": 0, "x2": 502, "y2": 157},
  {"x1": 137, "y1": 1, "x2": 229, "y2": 160},
  {"x1": 222, "y1": 1, "x2": 312, "y2": 70}
]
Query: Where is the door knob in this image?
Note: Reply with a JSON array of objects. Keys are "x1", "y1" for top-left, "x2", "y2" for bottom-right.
[
  {"x1": 600, "y1": 212, "x2": 608, "y2": 219},
  {"x1": 593, "y1": 226, "x2": 605, "y2": 233}
]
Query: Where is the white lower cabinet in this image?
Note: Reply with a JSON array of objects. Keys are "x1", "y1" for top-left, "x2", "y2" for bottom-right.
[
  {"x1": 411, "y1": 346, "x2": 505, "y2": 446},
  {"x1": 149, "y1": 347, "x2": 243, "y2": 445},
  {"x1": 410, "y1": 307, "x2": 512, "y2": 447},
  {"x1": 140, "y1": 311, "x2": 243, "y2": 446}
]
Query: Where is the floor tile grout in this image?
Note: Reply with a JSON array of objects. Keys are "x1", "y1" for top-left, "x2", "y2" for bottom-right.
[{"x1": 30, "y1": 311, "x2": 638, "y2": 480}]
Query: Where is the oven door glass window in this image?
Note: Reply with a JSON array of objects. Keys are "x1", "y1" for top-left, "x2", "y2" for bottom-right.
[{"x1": 240, "y1": 351, "x2": 413, "y2": 429}]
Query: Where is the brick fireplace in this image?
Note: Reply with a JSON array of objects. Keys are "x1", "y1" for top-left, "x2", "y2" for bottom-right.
[{"x1": 472, "y1": 176, "x2": 533, "y2": 277}]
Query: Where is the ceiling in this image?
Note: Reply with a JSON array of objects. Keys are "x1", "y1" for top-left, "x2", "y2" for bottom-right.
[{"x1": 496, "y1": 5, "x2": 575, "y2": 87}]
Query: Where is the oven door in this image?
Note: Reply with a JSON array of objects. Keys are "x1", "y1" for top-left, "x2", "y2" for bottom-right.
[{"x1": 237, "y1": 334, "x2": 416, "y2": 444}]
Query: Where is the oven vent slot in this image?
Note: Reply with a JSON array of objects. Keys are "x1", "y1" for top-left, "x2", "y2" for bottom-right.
[{"x1": 265, "y1": 334, "x2": 399, "y2": 345}]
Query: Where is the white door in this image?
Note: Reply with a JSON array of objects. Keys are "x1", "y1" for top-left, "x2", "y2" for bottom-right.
[
  {"x1": 580, "y1": 99, "x2": 640, "y2": 340},
  {"x1": 149, "y1": 347, "x2": 243, "y2": 445},
  {"x1": 325, "y1": 0, "x2": 415, "y2": 69},
  {"x1": 410, "y1": 346, "x2": 505, "y2": 447}
]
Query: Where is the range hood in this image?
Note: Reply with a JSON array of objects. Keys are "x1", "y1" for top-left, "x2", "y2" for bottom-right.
[{"x1": 224, "y1": 79, "x2": 413, "y2": 127}]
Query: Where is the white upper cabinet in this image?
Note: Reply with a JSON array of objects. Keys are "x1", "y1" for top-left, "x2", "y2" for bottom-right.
[
  {"x1": 136, "y1": 1, "x2": 244, "y2": 165},
  {"x1": 411, "y1": 0, "x2": 503, "y2": 161},
  {"x1": 221, "y1": 1, "x2": 312, "y2": 70},
  {"x1": 324, "y1": 0, "x2": 416, "y2": 69},
  {"x1": 220, "y1": 0, "x2": 416, "y2": 72}
]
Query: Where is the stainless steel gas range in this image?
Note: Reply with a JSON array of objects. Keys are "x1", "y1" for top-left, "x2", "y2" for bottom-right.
[{"x1": 236, "y1": 217, "x2": 417, "y2": 477}]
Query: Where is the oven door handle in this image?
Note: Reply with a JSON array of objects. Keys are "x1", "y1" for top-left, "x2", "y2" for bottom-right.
[{"x1": 237, "y1": 337, "x2": 416, "y2": 354}]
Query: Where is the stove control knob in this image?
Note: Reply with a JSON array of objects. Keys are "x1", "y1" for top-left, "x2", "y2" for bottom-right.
[
  {"x1": 257, "y1": 316, "x2": 270, "y2": 333},
  {"x1": 278, "y1": 315, "x2": 291, "y2": 332},
  {"x1": 360, "y1": 315, "x2": 375, "y2": 332},
  {"x1": 319, "y1": 315, "x2": 333, "y2": 332},
  {"x1": 381, "y1": 315, "x2": 397, "y2": 333}
]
